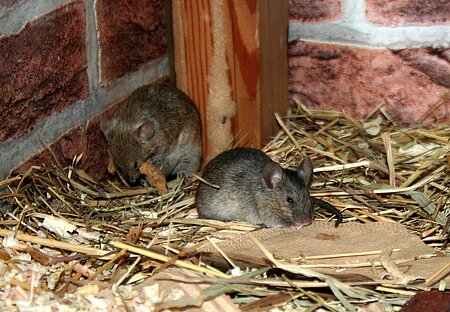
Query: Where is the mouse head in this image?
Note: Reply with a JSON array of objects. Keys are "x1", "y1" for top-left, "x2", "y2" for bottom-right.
[
  {"x1": 261, "y1": 156, "x2": 314, "y2": 228},
  {"x1": 101, "y1": 117, "x2": 156, "y2": 185}
]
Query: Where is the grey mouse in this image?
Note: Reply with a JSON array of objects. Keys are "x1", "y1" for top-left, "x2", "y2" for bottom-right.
[
  {"x1": 195, "y1": 147, "x2": 314, "y2": 228},
  {"x1": 100, "y1": 82, "x2": 202, "y2": 185}
]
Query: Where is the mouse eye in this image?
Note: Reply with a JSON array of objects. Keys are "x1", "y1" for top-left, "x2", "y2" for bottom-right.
[
  {"x1": 287, "y1": 196, "x2": 294, "y2": 204},
  {"x1": 133, "y1": 162, "x2": 139, "y2": 169}
]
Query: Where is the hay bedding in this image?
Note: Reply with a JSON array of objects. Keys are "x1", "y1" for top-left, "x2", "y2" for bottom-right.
[{"x1": 0, "y1": 101, "x2": 449, "y2": 311}]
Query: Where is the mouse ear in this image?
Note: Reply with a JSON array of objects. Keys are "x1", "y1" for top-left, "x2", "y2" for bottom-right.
[
  {"x1": 297, "y1": 156, "x2": 313, "y2": 187},
  {"x1": 263, "y1": 162, "x2": 284, "y2": 189},
  {"x1": 136, "y1": 121, "x2": 154, "y2": 142}
]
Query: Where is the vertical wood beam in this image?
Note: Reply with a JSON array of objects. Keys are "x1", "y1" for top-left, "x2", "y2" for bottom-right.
[
  {"x1": 258, "y1": 0, "x2": 289, "y2": 145},
  {"x1": 172, "y1": 0, "x2": 288, "y2": 162}
]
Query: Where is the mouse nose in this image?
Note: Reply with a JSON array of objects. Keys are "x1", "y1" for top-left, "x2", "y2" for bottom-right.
[
  {"x1": 127, "y1": 174, "x2": 141, "y2": 186},
  {"x1": 118, "y1": 169, "x2": 140, "y2": 186},
  {"x1": 300, "y1": 216, "x2": 313, "y2": 226},
  {"x1": 299, "y1": 210, "x2": 314, "y2": 226}
]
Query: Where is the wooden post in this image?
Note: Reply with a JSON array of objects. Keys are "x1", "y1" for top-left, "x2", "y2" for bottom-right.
[{"x1": 171, "y1": 0, "x2": 288, "y2": 162}]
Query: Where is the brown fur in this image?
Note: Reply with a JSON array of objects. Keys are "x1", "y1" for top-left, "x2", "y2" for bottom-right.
[{"x1": 101, "y1": 83, "x2": 202, "y2": 184}]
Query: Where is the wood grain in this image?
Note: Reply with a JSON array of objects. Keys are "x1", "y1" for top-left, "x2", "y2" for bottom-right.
[{"x1": 172, "y1": 0, "x2": 288, "y2": 162}]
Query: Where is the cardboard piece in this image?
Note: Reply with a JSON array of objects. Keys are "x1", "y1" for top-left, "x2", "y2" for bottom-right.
[
  {"x1": 199, "y1": 221, "x2": 450, "y2": 287},
  {"x1": 133, "y1": 268, "x2": 240, "y2": 312}
]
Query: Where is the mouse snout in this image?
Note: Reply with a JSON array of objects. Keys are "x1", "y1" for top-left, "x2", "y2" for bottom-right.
[
  {"x1": 294, "y1": 206, "x2": 314, "y2": 227},
  {"x1": 117, "y1": 168, "x2": 141, "y2": 186},
  {"x1": 299, "y1": 213, "x2": 314, "y2": 226},
  {"x1": 290, "y1": 213, "x2": 313, "y2": 229},
  {"x1": 126, "y1": 177, "x2": 140, "y2": 186}
]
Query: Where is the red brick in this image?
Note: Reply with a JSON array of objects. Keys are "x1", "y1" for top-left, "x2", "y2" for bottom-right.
[
  {"x1": 288, "y1": 41, "x2": 449, "y2": 124},
  {"x1": 289, "y1": 0, "x2": 342, "y2": 23},
  {"x1": 0, "y1": 1, "x2": 88, "y2": 142},
  {"x1": 396, "y1": 48, "x2": 450, "y2": 88},
  {"x1": 366, "y1": 0, "x2": 450, "y2": 26},
  {"x1": 81, "y1": 116, "x2": 112, "y2": 180},
  {"x1": 443, "y1": 49, "x2": 450, "y2": 62},
  {"x1": 96, "y1": 0, "x2": 167, "y2": 84},
  {"x1": 12, "y1": 116, "x2": 111, "y2": 181},
  {"x1": 401, "y1": 289, "x2": 450, "y2": 312}
]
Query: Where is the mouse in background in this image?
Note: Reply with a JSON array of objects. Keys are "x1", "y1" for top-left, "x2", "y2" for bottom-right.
[{"x1": 100, "y1": 82, "x2": 202, "y2": 185}]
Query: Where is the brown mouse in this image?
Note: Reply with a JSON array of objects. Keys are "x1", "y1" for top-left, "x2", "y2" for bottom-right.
[{"x1": 101, "y1": 82, "x2": 202, "y2": 185}]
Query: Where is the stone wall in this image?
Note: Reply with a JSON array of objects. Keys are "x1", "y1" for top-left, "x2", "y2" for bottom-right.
[
  {"x1": 0, "y1": 0, "x2": 168, "y2": 180},
  {"x1": 288, "y1": 0, "x2": 450, "y2": 124}
]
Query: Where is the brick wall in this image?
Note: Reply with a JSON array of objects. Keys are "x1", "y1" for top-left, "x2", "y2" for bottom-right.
[
  {"x1": 0, "y1": 0, "x2": 168, "y2": 180},
  {"x1": 288, "y1": 0, "x2": 450, "y2": 123},
  {"x1": 1, "y1": 0, "x2": 449, "y2": 181}
]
